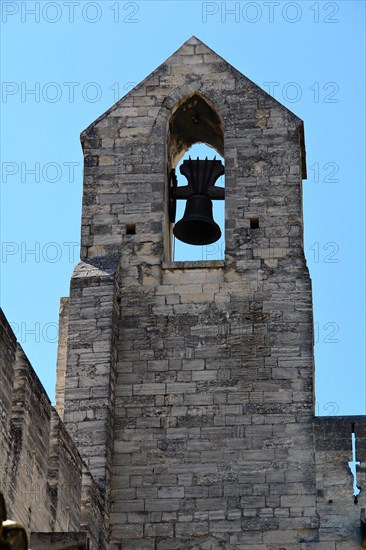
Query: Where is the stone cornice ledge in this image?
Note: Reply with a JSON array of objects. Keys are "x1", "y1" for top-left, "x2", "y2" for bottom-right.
[{"x1": 163, "y1": 260, "x2": 225, "y2": 270}]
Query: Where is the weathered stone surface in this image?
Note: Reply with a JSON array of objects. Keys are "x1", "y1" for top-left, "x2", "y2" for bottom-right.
[
  {"x1": 314, "y1": 416, "x2": 366, "y2": 546},
  {"x1": 0, "y1": 309, "x2": 105, "y2": 549},
  {"x1": 0, "y1": 309, "x2": 16, "y2": 485},
  {"x1": 1, "y1": 36, "x2": 365, "y2": 550},
  {"x1": 74, "y1": 36, "x2": 312, "y2": 548},
  {"x1": 55, "y1": 297, "x2": 69, "y2": 419},
  {"x1": 30, "y1": 531, "x2": 89, "y2": 549}
]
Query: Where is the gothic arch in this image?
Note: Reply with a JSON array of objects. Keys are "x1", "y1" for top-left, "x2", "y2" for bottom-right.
[
  {"x1": 167, "y1": 92, "x2": 224, "y2": 169},
  {"x1": 162, "y1": 92, "x2": 225, "y2": 261}
]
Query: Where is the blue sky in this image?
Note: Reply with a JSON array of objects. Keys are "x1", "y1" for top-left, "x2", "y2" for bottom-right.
[{"x1": 1, "y1": 0, "x2": 365, "y2": 415}]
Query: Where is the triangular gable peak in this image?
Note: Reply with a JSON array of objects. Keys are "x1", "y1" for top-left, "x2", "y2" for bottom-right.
[{"x1": 81, "y1": 36, "x2": 304, "y2": 135}]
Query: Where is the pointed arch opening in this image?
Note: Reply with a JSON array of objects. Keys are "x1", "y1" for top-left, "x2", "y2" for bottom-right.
[{"x1": 166, "y1": 93, "x2": 225, "y2": 262}]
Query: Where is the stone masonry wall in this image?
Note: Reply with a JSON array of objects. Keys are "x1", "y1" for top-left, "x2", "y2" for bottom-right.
[
  {"x1": 6, "y1": 344, "x2": 53, "y2": 532},
  {"x1": 3, "y1": 36, "x2": 361, "y2": 550},
  {"x1": 0, "y1": 308, "x2": 105, "y2": 549},
  {"x1": 55, "y1": 297, "x2": 69, "y2": 419},
  {"x1": 110, "y1": 259, "x2": 316, "y2": 549},
  {"x1": 62, "y1": 258, "x2": 120, "y2": 550},
  {"x1": 0, "y1": 308, "x2": 16, "y2": 484},
  {"x1": 314, "y1": 416, "x2": 366, "y2": 548},
  {"x1": 78, "y1": 37, "x2": 305, "y2": 264},
  {"x1": 66, "y1": 37, "x2": 320, "y2": 548}
]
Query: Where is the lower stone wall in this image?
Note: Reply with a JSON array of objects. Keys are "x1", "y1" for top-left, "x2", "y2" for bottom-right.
[
  {"x1": 0, "y1": 309, "x2": 16, "y2": 491},
  {"x1": 30, "y1": 532, "x2": 89, "y2": 550},
  {"x1": 6, "y1": 344, "x2": 53, "y2": 532},
  {"x1": 2, "y1": 305, "x2": 366, "y2": 550},
  {"x1": 81, "y1": 467, "x2": 107, "y2": 550},
  {"x1": 62, "y1": 259, "x2": 120, "y2": 550},
  {"x1": 0, "y1": 308, "x2": 106, "y2": 550},
  {"x1": 109, "y1": 262, "x2": 319, "y2": 550},
  {"x1": 48, "y1": 409, "x2": 84, "y2": 532},
  {"x1": 314, "y1": 416, "x2": 366, "y2": 548}
]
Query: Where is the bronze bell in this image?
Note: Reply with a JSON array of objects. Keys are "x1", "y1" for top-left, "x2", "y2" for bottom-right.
[
  {"x1": 173, "y1": 195, "x2": 221, "y2": 245},
  {"x1": 171, "y1": 157, "x2": 225, "y2": 246}
]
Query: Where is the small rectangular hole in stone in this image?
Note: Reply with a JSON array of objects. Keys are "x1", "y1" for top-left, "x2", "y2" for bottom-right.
[
  {"x1": 126, "y1": 223, "x2": 136, "y2": 235},
  {"x1": 250, "y1": 217, "x2": 259, "y2": 229}
]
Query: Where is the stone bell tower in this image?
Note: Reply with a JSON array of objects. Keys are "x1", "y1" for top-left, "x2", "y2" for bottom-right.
[{"x1": 55, "y1": 37, "x2": 365, "y2": 549}]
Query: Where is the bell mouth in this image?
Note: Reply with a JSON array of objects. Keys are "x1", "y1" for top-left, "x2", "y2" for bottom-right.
[{"x1": 173, "y1": 195, "x2": 222, "y2": 246}]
